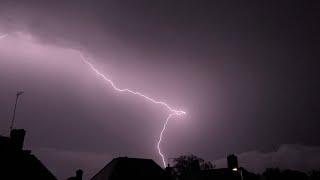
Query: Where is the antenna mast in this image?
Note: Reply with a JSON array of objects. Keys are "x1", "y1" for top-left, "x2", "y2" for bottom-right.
[{"x1": 10, "y1": 91, "x2": 24, "y2": 131}]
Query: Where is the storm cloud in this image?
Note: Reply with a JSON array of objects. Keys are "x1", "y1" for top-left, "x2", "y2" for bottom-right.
[{"x1": 0, "y1": 0, "x2": 319, "y2": 179}]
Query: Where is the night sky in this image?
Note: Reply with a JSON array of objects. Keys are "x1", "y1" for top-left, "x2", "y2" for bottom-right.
[{"x1": 0, "y1": 0, "x2": 319, "y2": 179}]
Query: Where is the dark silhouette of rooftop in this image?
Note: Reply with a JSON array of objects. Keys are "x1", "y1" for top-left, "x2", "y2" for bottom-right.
[
  {"x1": 0, "y1": 129, "x2": 57, "y2": 180},
  {"x1": 91, "y1": 157, "x2": 171, "y2": 180}
]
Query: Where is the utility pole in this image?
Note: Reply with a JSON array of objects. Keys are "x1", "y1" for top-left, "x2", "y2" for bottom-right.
[{"x1": 10, "y1": 91, "x2": 24, "y2": 131}]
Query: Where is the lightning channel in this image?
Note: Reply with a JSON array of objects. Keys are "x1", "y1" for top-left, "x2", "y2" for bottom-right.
[
  {"x1": 79, "y1": 53, "x2": 186, "y2": 167},
  {"x1": 157, "y1": 113, "x2": 175, "y2": 167}
]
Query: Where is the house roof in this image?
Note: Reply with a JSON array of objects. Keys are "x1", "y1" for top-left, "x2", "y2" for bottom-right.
[
  {"x1": 91, "y1": 157, "x2": 170, "y2": 180},
  {"x1": 0, "y1": 133, "x2": 57, "y2": 180}
]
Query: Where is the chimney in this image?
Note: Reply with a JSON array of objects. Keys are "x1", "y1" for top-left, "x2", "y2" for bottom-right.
[
  {"x1": 10, "y1": 129, "x2": 26, "y2": 150},
  {"x1": 76, "y1": 169, "x2": 83, "y2": 180},
  {"x1": 227, "y1": 154, "x2": 238, "y2": 170}
]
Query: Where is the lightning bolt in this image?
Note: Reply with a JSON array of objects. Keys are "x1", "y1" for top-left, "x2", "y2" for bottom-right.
[
  {"x1": 79, "y1": 54, "x2": 186, "y2": 167},
  {"x1": 157, "y1": 113, "x2": 175, "y2": 167},
  {"x1": 0, "y1": 33, "x2": 186, "y2": 167}
]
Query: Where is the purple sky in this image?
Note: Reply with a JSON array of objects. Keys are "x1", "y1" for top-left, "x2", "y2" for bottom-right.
[{"x1": 0, "y1": 0, "x2": 319, "y2": 179}]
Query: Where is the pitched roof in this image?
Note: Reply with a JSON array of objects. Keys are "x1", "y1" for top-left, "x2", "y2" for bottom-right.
[
  {"x1": 0, "y1": 133, "x2": 57, "y2": 180},
  {"x1": 91, "y1": 157, "x2": 170, "y2": 180}
]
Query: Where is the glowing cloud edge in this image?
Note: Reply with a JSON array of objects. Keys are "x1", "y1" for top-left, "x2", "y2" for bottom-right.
[{"x1": 0, "y1": 34, "x2": 8, "y2": 39}]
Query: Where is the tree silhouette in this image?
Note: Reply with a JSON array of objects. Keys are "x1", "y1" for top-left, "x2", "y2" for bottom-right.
[
  {"x1": 262, "y1": 168, "x2": 282, "y2": 180},
  {"x1": 172, "y1": 154, "x2": 214, "y2": 178}
]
